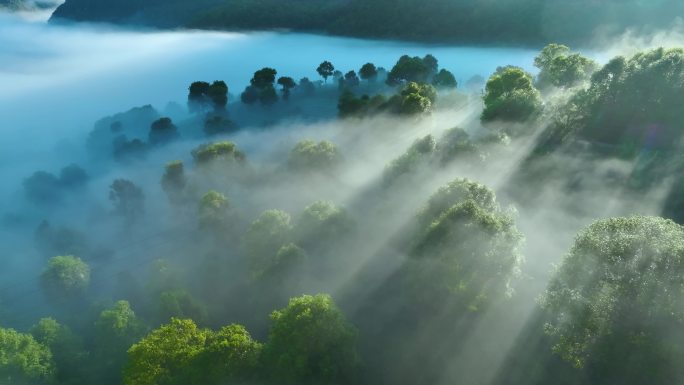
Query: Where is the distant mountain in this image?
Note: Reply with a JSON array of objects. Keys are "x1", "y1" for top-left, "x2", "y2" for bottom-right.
[
  {"x1": 50, "y1": 0, "x2": 684, "y2": 47},
  {"x1": 2, "y1": 0, "x2": 62, "y2": 11}
]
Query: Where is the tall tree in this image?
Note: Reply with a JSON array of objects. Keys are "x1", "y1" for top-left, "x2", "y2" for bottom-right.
[{"x1": 317, "y1": 61, "x2": 335, "y2": 83}]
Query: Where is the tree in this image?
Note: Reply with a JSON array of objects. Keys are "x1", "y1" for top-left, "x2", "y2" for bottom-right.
[
  {"x1": 198, "y1": 190, "x2": 229, "y2": 231},
  {"x1": 407, "y1": 178, "x2": 523, "y2": 311},
  {"x1": 148, "y1": 117, "x2": 179, "y2": 146},
  {"x1": 188, "y1": 81, "x2": 228, "y2": 112},
  {"x1": 400, "y1": 92, "x2": 432, "y2": 115},
  {"x1": 259, "y1": 85, "x2": 278, "y2": 106},
  {"x1": 23, "y1": 171, "x2": 61, "y2": 205},
  {"x1": 196, "y1": 324, "x2": 262, "y2": 384},
  {"x1": 294, "y1": 201, "x2": 354, "y2": 254},
  {"x1": 161, "y1": 161, "x2": 186, "y2": 204},
  {"x1": 207, "y1": 80, "x2": 228, "y2": 110},
  {"x1": 124, "y1": 319, "x2": 261, "y2": 385},
  {"x1": 359, "y1": 62, "x2": 378, "y2": 82},
  {"x1": 31, "y1": 318, "x2": 86, "y2": 385},
  {"x1": 386, "y1": 55, "x2": 432, "y2": 86},
  {"x1": 113, "y1": 136, "x2": 148, "y2": 162},
  {"x1": 109, "y1": 179, "x2": 145, "y2": 223},
  {"x1": 393, "y1": 82, "x2": 436, "y2": 115},
  {"x1": 0, "y1": 327, "x2": 53, "y2": 385},
  {"x1": 244, "y1": 210, "x2": 293, "y2": 279},
  {"x1": 242, "y1": 68, "x2": 278, "y2": 106},
  {"x1": 157, "y1": 290, "x2": 208, "y2": 325},
  {"x1": 317, "y1": 61, "x2": 335, "y2": 83},
  {"x1": 251, "y1": 68, "x2": 277, "y2": 88},
  {"x1": 264, "y1": 294, "x2": 359, "y2": 385},
  {"x1": 191, "y1": 141, "x2": 245, "y2": 166},
  {"x1": 124, "y1": 318, "x2": 208, "y2": 385},
  {"x1": 203, "y1": 115, "x2": 236, "y2": 137},
  {"x1": 94, "y1": 301, "x2": 144, "y2": 385},
  {"x1": 240, "y1": 85, "x2": 259, "y2": 105},
  {"x1": 59, "y1": 164, "x2": 89, "y2": 189},
  {"x1": 540, "y1": 216, "x2": 684, "y2": 384},
  {"x1": 41, "y1": 256, "x2": 90, "y2": 306},
  {"x1": 288, "y1": 140, "x2": 342, "y2": 172},
  {"x1": 341, "y1": 70, "x2": 360, "y2": 88},
  {"x1": 546, "y1": 48, "x2": 684, "y2": 149},
  {"x1": 534, "y1": 43, "x2": 597, "y2": 89},
  {"x1": 432, "y1": 69, "x2": 458, "y2": 89},
  {"x1": 423, "y1": 54, "x2": 439, "y2": 76},
  {"x1": 277, "y1": 76, "x2": 296, "y2": 100},
  {"x1": 337, "y1": 92, "x2": 375, "y2": 118},
  {"x1": 383, "y1": 135, "x2": 437, "y2": 185},
  {"x1": 299, "y1": 77, "x2": 316, "y2": 95},
  {"x1": 481, "y1": 67, "x2": 542, "y2": 123},
  {"x1": 188, "y1": 81, "x2": 211, "y2": 113}
]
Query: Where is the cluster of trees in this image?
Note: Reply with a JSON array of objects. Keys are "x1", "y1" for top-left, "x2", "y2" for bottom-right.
[
  {"x1": 541, "y1": 47, "x2": 684, "y2": 152},
  {"x1": 382, "y1": 128, "x2": 509, "y2": 186},
  {"x1": 336, "y1": 54, "x2": 457, "y2": 118},
  {"x1": 124, "y1": 294, "x2": 357, "y2": 385},
  {"x1": 16, "y1": 38, "x2": 684, "y2": 385},
  {"x1": 23, "y1": 164, "x2": 88, "y2": 205}
]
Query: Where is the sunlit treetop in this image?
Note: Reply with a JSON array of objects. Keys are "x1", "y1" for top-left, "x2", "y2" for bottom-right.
[
  {"x1": 540, "y1": 216, "x2": 684, "y2": 381},
  {"x1": 41, "y1": 255, "x2": 91, "y2": 296},
  {"x1": 192, "y1": 141, "x2": 246, "y2": 165},
  {"x1": 534, "y1": 43, "x2": 597, "y2": 89},
  {"x1": 481, "y1": 66, "x2": 542, "y2": 124},
  {"x1": 556, "y1": 47, "x2": 684, "y2": 149},
  {"x1": 288, "y1": 140, "x2": 342, "y2": 172},
  {"x1": 0, "y1": 327, "x2": 54, "y2": 384},
  {"x1": 124, "y1": 318, "x2": 261, "y2": 385},
  {"x1": 417, "y1": 178, "x2": 498, "y2": 226}
]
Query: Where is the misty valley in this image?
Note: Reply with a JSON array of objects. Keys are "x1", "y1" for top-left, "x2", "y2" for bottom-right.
[{"x1": 3, "y1": 3, "x2": 684, "y2": 385}]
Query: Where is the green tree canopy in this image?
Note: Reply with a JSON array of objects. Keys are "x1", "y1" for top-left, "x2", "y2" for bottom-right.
[
  {"x1": 540, "y1": 216, "x2": 684, "y2": 383},
  {"x1": 41, "y1": 255, "x2": 90, "y2": 297},
  {"x1": 124, "y1": 318, "x2": 261, "y2": 385},
  {"x1": 288, "y1": 140, "x2": 342, "y2": 172},
  {"x1": 94, "y1": 301, "x2": 145, "y2": 385},
  {"x1": 264, "y1": 294, "x2": 359, "y2": 385},
  {"x1": 432, "y1": 69, "x2": 458, "y2": 89},
  {"x1": 408, "y1": 179, "x2": 523, "y2": 311},
  {"x1": 198, "y1": 190, "x2": 230, "y2": 231},
  {"x1": 481, "y1": 66, "x2": 542, "y2": 123},
  {"x1": 534, "y1": 43, "x2": 597, "y2": 89},
  {"x1": 244, "y1": 209, "x2": 293, "y2": 279},
  {"x1": 549, "y1": 47, "x2": 684, "y2": 149},
  {"x1": 191, "y1": 141, "x2": 245, "y2": 165},
  {"x1": 386, "y1": 55, "x2": 435, "y2": 86},
  {"x1": 31, "y1": 318, "x2": 85, "y2": 385},
  {"x1": 109, "y1": 179, "x2": 145, "y2": 223},
  {"x1": 0, "y1": 327, "x2": 53, "y2": 385},
  {"x1": 295, "y1": 201, "x2": 354, "y2": 253}
]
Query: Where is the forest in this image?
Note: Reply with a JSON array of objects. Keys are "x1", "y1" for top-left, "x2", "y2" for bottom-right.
[
  {"x1": 49, "y1": 0, "x2": 684, "y2": 46},
  {"x1": 3, "y1": 37, "x2": 684, "y2": 385}
]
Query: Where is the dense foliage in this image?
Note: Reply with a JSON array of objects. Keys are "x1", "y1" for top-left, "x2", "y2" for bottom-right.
[{"x1": 8, "y1": 42, "x2": 684, "y2": 385}]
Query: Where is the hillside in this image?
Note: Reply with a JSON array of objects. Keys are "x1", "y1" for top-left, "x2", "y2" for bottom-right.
[{"x1": 50, "y1": 0, "x2": 684, "y2": 46}]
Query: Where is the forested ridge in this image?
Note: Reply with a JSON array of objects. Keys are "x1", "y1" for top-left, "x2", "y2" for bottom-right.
[
  {"x1": 5, "y1": 40, "x2": 684, "y2": 385},
  {"x1": 50, "y1": 0, "x2": 684, "y2": 46}
]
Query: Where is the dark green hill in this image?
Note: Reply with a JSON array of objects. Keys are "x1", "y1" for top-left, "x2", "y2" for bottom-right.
[{"x1": 48, "y1": 0, "x2": 684, "y2": 47}]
